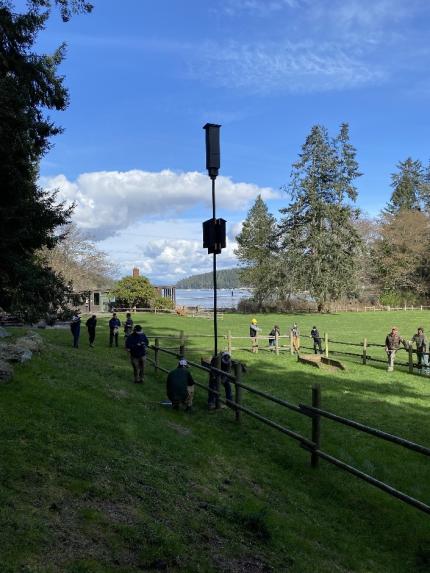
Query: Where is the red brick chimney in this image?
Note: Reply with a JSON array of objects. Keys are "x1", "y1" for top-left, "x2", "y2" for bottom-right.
[{"x1": 132, "y1": 267, "x2": 140, "y2": 277}]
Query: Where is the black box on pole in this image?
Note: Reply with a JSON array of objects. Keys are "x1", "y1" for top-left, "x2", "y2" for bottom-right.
[
  {"x1": 203, "y1": 123, "x2": 221, "y2": 180},
  {"x1": 203, "y1": 218, "x2": 226, "y2": 254}
]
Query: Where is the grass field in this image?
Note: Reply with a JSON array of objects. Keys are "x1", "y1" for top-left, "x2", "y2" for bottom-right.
[{"x1": 1, "y1": 311, "x2": 429, "y2": 572}]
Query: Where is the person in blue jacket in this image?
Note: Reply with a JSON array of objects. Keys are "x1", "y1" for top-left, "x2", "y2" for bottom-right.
[
  {"x1": 109, "y1": 312, "x2": 121, "y2": 347},
  {"x1": 70, "y1": 310, "x2": 81, "y2": 348},
  {"x1": 125, "y1": 325, "x2": 149, "y2": 383}
]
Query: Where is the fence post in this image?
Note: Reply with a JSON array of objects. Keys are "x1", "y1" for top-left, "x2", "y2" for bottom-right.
[
  {"x1": 155, "y1": 337, "x2": 160, "y2": 372},
  {"x1": 233, "y1": 362, "x2": 242, "y2": 422},
  {"x1": 324, "y1": 332, "x2": 329, "y2": 358},
  {"x1": 228, "y1": 330, "x2": 232, "y2": 355},
  {"x1": 311, "y1": 384, "x2": 321, "y2": 468},
  {"x1": 421, "y1": 305, "x2": 423, "y2": 311},
  {"x1": 362, "y1": 337, "x2": 367, "y2": 365},
  {"x1": 179, "y1": 330, "x2": 185, "y2": 357},
  {"x1": 408, "y1": 345, "x2": 414, "y2": 374},
  {"x1": 215, "y1": 353, "x2": 221, "y2": 409},
  {"x1": 290, "y1": 330, "x2": 294, "y2": 355},
  {"x1": 275, "y1": 330, "x2": 279, "y2": 356}
]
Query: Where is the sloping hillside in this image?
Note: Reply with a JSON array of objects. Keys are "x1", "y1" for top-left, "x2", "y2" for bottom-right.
[{"x1": 0, "y1": 313, "x2": 429, "y2": 572}]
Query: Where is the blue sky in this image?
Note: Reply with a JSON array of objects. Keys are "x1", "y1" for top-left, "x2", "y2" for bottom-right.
[{"x1": 27, "y1": 0, "x2": 430, "y2": 283}]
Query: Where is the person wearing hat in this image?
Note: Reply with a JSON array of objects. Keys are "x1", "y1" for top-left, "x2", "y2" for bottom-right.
[
  {"x1": 249, "y1": 318, "x2": 261, "y2": 353},
  {"x1": 311, "y1": 326, "x2": 323, "y2": 354},
  {"x1": 125, "y1": 325, "x2": 149, "y2": 383},
  {"x1": 166, "y1": 359, "x2": 195, "y2": 411}
]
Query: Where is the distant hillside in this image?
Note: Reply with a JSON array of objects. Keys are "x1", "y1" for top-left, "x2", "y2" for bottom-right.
[{"x1": 176, "y1": 268, "x2": 243, "y2": 289}]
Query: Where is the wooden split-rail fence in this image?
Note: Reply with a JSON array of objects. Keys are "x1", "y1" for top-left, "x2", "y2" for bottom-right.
[{"x1": 144, "y1": 333, "x2": 430, "y2": 516}]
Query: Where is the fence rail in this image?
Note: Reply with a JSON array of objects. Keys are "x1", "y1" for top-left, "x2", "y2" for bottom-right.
[{"x1": 147, "y1": 338, "x2": 430, "y2": 516}]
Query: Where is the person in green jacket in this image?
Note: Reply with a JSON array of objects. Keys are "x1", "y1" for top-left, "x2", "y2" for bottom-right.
[{"x1": 166, "y1": 359, "x2": 195, "y2": 411}]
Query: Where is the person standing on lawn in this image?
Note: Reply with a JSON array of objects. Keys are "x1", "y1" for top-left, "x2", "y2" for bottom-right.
[
  {"x1": 86, "y1": 314, "x2": 97, "y2": 347},
  {"x1": 70, "y1": 310, "x2": 81, "y2": 348},
  {"x1": 385, "y1": 326, "x2": 408, "y2": 372},
  {"x1": 268, "y1": 325, "x2": 280, "y2": 349},
  {"x1": 109, "y1": 312, "x2": 121, "y2": 347},
  {"x1": 166, "y1": 359, "x2": 195, "y2": 411},
  {"x1": 125, "y1": 325, "x2": 149, "y2": 383},
  {"x1": 249, "y1": 318, "x2": 261, "y2": 353},
  {"x1": 411, "y1": 327, "x2": 428, "y2": 372},
  {"x1": 311, "y1": 326, "x2": 323, "y2": 354},
  {"x1": 124, "y1": 312, "x2": 134, "y2": 342},
  {"x1": 291, "y1": 322, "x2": 300, "y2": 353}
]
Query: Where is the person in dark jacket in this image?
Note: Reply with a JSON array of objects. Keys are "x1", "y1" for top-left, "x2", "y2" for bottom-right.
[
  {"x1": 70, "y1": 311, "x2": 81, "y2": 348},
  {"x1": 412, "y1": 327, "x2": 429, "y2": 372},
  {"x1": 86, "y1": 314, "x2": 97, "y2": 347},
  {"x1": 124, "y1": 312, "x2": 134, "y2": 341},
  {"x1": 109, "y1": 313, "x2": 121, "y2": 347},
  {"x1": 311, "y1": 326, "x2": 323, "y2": 354},
  {"x1": 268, "y1": 325, "x2": 280, "y2": 349},
  {"x1": 385, "y1": 326, "x2": 408, "y2": 372},
  {"x1": 208, "y1": 352, "x2": 233, "y2": 410},
  {"x1": 166, "y1": 359, "x2": 195, "y2": 410},
  {"x1": 125, "y1": 325, "x2": 149, "y2": 383}
]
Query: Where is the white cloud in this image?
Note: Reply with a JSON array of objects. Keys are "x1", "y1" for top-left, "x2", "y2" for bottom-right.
[{"x1": 41, "y1": 170, "x2": 277, "y2": 240}]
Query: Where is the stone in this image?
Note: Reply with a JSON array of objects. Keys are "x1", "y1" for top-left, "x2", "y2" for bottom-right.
[
  {"x1": 0, "y1": 327, "x2": 10, "y2": 338},
  {"x1": 0, "y1": 359, "x2": 13, "y2": 382},
  {"x1": 35, "y1": 320, "x2": 47, "y2": 329},
  {"x1": 19, "y1": 331, "x2": 44, "y2": 352},
  {"x1": 0, "y1": 343, "x2": 32, "y2": 363}
]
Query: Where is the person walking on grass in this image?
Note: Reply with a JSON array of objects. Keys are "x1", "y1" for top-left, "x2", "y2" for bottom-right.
[
  {"x1": 70, "y1": 310, "x2": 81, "y2": 348},
  {"x1": 385, "y1": 326, "x2": 408, "y2": 372},
  {"x1": 125, "y1": 325, "x2": 149, "y2": 383},
  {"x1": 291, "y1": 322, "x2": 300, "y2": 353},
  {"x1": 86, "y1": 314, "x2": 97, "y2": 347},
  {"x1": 166, "y1": 359, "x2": 195, "y2": 411},
  {"x1": 109, "y1": 312, "x2": 121, "y2": 347},
  {"x1": 124, "y1": 312, "x2": 134, "y2": 342},
  {"x1": 249, "y1": 318, "x2": 261, "y2": 353},
  {"x1": 311, "y1": 326, "x2": 323, "y2": 354},
  {"x1": 412, "y1": 327, "x2": 428, "y2": 373}
]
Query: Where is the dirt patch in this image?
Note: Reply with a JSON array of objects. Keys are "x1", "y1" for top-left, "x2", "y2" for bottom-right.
[{"x1": 107, "y1": 386, "x2": 130, "y2": 399}]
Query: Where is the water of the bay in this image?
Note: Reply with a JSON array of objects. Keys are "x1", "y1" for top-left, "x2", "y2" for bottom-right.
[{"x1": 175, "y1": 288, "x2": 252, "y2": 309}]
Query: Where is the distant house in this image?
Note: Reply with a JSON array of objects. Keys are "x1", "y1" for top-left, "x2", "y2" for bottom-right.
[
  {"x1": 76, "y1": 267, "x2": 176, "y2": 313},
  {"x1": 79, "y1": 289, "x2": 116, "y2": 313}
]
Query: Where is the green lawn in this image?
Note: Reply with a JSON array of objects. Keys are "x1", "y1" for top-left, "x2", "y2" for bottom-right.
[{"x1": 0, "y1": 311, "x2": 429, "y2": 572}]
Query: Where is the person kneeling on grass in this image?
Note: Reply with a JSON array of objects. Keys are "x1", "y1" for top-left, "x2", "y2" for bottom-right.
[
  {"x1": 166, "y1": 359, "x2": 195, "y2": 411},
  {"x1": 126, "y1": 325, "x2": 149, "y2": 383}
]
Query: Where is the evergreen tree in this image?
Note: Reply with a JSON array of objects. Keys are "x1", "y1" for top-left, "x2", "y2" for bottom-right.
[
  {"x1": 386, "y1": 158, "x2": 426, "y2": 213},
  {"x1": 0, "y1": 1, "x2": 91, "y2": 316},
  {"x1": 235, "y1": 195, "x2": 278, "y2": 310},
  {"x1": 278, "y1": 124, "x2": 362, "y2": 311}
]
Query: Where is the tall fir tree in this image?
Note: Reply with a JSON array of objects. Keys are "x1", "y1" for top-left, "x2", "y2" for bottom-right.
[
  {"x1": 235, "y1": 195, "x2": 278, "y2": 310},
  {"x1": 0, "y1": 1, "x2": 91, "y2": 316},
  {"x1": 386, "y1": 157, "x2": 426, "y2": 213},
  {"x1": 278, "y1": 124, "x2": 362, "y2": 310}
]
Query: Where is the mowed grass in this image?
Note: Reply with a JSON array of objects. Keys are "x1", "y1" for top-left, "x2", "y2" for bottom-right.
[{"x1": 0, "y1": 310, "x2": 429, "y2": 573}]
